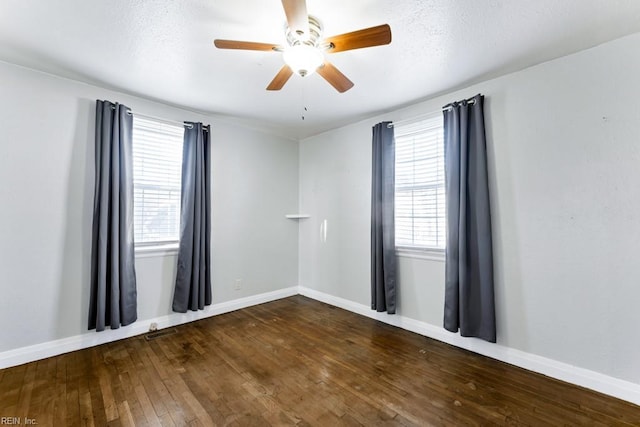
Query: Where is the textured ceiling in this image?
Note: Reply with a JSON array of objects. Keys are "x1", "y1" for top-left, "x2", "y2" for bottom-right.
[{"x1": 1, "y1": 0, "x2": 640, "y2": 138}]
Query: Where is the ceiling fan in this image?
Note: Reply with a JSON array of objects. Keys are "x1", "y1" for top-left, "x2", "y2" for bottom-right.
[{"x1": 213, "y1": 0, "x2": 392, "y2": 93}]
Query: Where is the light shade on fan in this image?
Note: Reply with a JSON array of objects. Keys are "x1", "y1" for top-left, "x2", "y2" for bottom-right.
[{"x1": 283, "y1": 44, "x2": 324, "y2": 77}]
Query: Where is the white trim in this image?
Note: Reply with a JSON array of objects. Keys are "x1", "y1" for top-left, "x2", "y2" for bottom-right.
[
  {"x1": 298, "y1": 286, "x2": 640, "y2": 406},
  {"x1": 0, "y1": 286, "x2": 298, "y2": 370}
]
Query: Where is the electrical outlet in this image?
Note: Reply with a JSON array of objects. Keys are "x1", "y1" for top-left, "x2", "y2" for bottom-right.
[
  {"x1": 149, "y1": 322, "x2": 158, "y2": 332},
  {"x1": 234, "y1": 279, "x2": 242, "y2": 290}
]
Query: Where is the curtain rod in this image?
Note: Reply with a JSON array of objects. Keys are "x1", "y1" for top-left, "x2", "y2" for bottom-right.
[
  {"x1": 387, "y1": 97, "x2": 477, "y2": 128},
  {"x1": 108, "y1": 104, "x2": 210, "y2": 131},
  {"x1": 126, "y1": 110, "x2": 196, "y2": 129}
]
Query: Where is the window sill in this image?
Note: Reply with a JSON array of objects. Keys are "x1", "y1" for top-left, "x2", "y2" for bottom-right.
[
  {"x1": 396, "y1": 247, "x2": 445, "y2": 262},
  {"x1": 135, "y1": 243, "x2": 179, "y2": 258}
]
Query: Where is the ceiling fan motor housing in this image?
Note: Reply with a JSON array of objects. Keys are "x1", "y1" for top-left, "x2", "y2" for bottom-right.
[
  {"x1": 284, "y1": 15, "x2": 325, "y2": 76},
  {"x1": 286, "y1": 15, "x2": 323, "y2": 46}
]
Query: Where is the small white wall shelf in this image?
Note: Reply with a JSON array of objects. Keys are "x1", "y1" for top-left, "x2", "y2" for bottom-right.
[{"x1": 285, "y1": 214, "x2": 310, "y2": 219}]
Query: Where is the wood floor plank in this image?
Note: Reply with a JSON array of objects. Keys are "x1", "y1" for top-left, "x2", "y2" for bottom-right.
[
  {"x1": 14, "y1": 361, "x2": 37, "y2": 418},
  {"x1": 117, "y1": 400, "x2": 136, "y2": 427},
  {"x1": 1, "y1": 295, "x2": 639, "y2": 425},
  {"x1": 65, "y1": 352, "x2": 83, "y2": 427},
  {"x1": 53, "y1": 355, "x2": 68, "y2": 425},
  {"x1": 98, "y1": 364, "x2": 119, "y2": 422},
  {"x1": 72, "y1": 350, "x2": 95, "y2": 427}
]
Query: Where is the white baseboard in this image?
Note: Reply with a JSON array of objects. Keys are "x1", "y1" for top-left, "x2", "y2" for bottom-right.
[
  {"x1": 0, "y1": 286, "x2": 298, "y2": 370},
  {"x1": 298, "y1": 286, "x2": 640, "y2": 406},
  {"x1": 3, "y1": 285, "x2": 639, "y2": 407}
]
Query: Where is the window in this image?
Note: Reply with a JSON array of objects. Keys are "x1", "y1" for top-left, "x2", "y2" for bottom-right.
[
  {"x1": 394, "y1": 114, "x2": 446, "y2": 251},
  {"x1": 132, "y1": 116, "x2": 184, "y2": 247}
]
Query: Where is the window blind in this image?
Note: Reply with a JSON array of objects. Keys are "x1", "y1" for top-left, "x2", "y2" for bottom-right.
[
  {"x1": 394, "y1": 114, "x2": 446, "y2": 250},
  {"x1": 132, "y1": 117, "x2": 184, "y2": 245}
]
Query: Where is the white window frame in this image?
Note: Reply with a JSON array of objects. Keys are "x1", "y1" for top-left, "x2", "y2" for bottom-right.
[
  {"x1": 131, "y1": 116, "x2": 184, "y2": 256},
  {"x1": 394, "y1": 113, "x2": 446, "y2": 261}
]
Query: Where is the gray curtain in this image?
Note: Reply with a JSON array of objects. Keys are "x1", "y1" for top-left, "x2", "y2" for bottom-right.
[
  {"x1": 172, "y1": 122, "x2": 212, "y2": 312},
  {"x1": 443, "y1": 94, "x2": 496, "y2": 342},
  {"x1": 89, "y1": 100, "x2": 137, "y2": 331},
  {"x1": 371, "y1": 121, "x2": 396, "y2": 314}
]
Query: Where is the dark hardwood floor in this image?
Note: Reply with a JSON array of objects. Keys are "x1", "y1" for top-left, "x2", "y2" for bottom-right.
[{"x1": 1, "y1": 295, "x2": 638, "y2": 426}]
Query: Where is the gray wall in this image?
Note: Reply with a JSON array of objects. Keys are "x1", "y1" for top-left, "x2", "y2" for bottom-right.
[
  {"x1": 299, "y1": 33, "x2": 640, "y2": 385},
  {"x1": 0, "y1": 61, "x2": 299, "y2": 352}
]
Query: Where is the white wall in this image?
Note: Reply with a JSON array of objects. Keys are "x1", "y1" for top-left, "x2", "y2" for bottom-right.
[
  {"x1": 299, "y1": 32, "x2": 640, "y2": 386},
  {"x1": 0, "y1": 61, "x2": 299, "y2": 353}
]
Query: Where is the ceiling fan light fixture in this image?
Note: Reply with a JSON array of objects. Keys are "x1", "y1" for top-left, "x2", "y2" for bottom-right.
[{"x1": 283, "y1": 44, "x2": 324, "y2": 77}]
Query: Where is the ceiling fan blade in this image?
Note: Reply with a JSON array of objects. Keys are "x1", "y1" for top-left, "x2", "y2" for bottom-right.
[
  {"x1": 281, "y1": 0, "x2": 310, "y2": 37},
  {"x1": 324, "y1": 24, "x2": 392, "y2": 53},
  {"x1": 214, "y1": 39, "x2": 278, "y2": 51},
  {"x1": 317, "y1": 61, "x2": 354, "y2": 93},
  {"x1": 267, "y1": 65, "x2": 294, "y2": 91}
]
